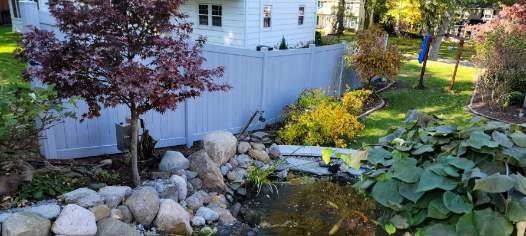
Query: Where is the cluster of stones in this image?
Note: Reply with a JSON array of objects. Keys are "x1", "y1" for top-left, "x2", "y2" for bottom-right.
[{"x1": 0, "y1": 130, "x2": 281, "y2": 236}]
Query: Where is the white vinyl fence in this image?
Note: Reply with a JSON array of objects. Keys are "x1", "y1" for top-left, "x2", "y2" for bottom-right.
[{"x1": 39, "y1": 44, "x2": 347, "y2": 159}]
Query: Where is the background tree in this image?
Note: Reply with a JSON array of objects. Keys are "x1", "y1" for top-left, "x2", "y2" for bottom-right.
[
  {"x1": 333, "y1": 0, "x2": 346, "y2": 35},
  {"x1": 19, "y1": 0, "x2": 228, "y2": 186},
  {"x1": 385, "y1": 0, "x2": 422, "y2": 33}
]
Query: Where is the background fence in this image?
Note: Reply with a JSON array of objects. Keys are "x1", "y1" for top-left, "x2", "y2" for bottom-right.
[{"x1": 39, "y1": 43, "x2": 347, "y2": 159}]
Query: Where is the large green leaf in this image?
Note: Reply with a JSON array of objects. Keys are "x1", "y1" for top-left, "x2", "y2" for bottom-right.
[
  {"x1": 416, "y1": 169, "x2": 457, "y2": 192},
  {"x1": 502, "y1": 147, "x2": 526, "y2": 167},
  {"x1": 398, "y1": 182, "x2": 425, "y2": 203},
  {"x1": 506, "y1": 199, "x2": 526, "y2": 223},
  {"x1": 461, "y1": 167, "x2": 487, "y2": 183},
  {"x1": 423, "y1": 223, "x2": 455, "y2": 236},
  {"x1": 456, "y1": 212, "x2": 477, "y2": 236},
  {"x1": 511, "y1": 173, "x2": 526, "y2": 195},
  {"x1": 371, "y1": 178, "x2": 404, "y2": 208},
  {"x1": 427, "y1": 198, "x2": 450, "y2": 219},
  {"x1": 392, "y1": 157, "x2": 423, "y2": 183},
  {"x1": 492, "y1": 131, "x2": 514, "y2": 148},
  {"x1": 465, "y1": 131, "x2": 497, "y2": 149},
  {"x1": 511, "y1": 131, "x2": 526, "y2": 148},
  {"x1": 449, "y1": 157, "x2": 475, "y2": 171},
  {"x1": 473, "y1": 208, "x2": 513, "y2": 236},
  {"x1": 390, "y1": 214, "x2": 409, "y2": 229},
  {"x1": 442, "y1": 191, "x2": 472, "y2": 214},
  {"x1": 412, "y1": 144, "x2": 434, "y2": 155},
  {"x1": 473, "y1": 174, "x2": 516, "y2": 193},
  {"x1": 432, "y1": 125, "x2": 456, "y2": 136},
  {"x1": 367, "y1": 147, "x2": 392, "y2": 165},
  {"x1": 484, "y1": 121, "x2": 511, "y2": 131}
]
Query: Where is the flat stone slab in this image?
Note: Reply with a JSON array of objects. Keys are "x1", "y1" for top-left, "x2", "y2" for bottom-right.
[
  {"x1": 276, "y1": 145, "x2": 359, "y2": 158},
  {"x1": 283, "y1": 158, "x2": 330, "y2": 176}
]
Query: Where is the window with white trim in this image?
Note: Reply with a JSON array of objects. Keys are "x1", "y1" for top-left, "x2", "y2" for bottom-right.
[
  {"x1": 198, "y1": 4, "x2": 222, "y2": 27},
  {"x1": 298, "y1": 6, "x2": 305, "y2": 25},
  {"x1": 263, "y1": 6, "x2": 271, "y2": 28},
  {"x1": 198, "y1": 4, "x2": 208, "y2": 26}
]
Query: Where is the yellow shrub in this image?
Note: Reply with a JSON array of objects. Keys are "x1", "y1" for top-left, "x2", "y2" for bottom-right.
[{"x1": 278, "y1": 89, "x2": 370, "y2": 148}]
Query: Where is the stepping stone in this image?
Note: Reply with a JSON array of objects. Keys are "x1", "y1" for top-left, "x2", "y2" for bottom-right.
[
  {"x1": 276, "y1": 145, "x2": 359, "y2": 158},
  {"x1": 283, "y1": 158, "x2": 330, "y2": 176}
]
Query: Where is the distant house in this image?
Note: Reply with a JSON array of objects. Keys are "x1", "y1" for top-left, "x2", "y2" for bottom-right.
[
  {"x1": 9, "y1": 0, "x2": 318, "y2": 50},
  {"x1": 316, "y1": 0, "x2": 365, "y2": 35},
  {"x1": 449, "y1": 7, "x2": 499, "y2": 37}
]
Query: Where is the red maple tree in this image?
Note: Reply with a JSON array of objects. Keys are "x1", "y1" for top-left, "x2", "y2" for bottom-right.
[{"x1": 19, "y1": 0, "x2": 229, "y2": 185}]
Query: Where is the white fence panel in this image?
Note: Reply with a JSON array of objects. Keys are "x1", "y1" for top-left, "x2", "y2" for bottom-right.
[{"x1": 39, "y1": 44, "x2": 346, "y2": 159}]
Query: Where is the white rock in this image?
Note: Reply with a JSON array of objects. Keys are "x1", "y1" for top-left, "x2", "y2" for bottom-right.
[
  {"x1": 96, "y1": 218, "x2": 139, "y2": 236},
  {"x1": 154, "y1": 199, "x2": 192, "y2": 236},
  {"x1": 169, "y1": 175, "x2": 188, "y2": 201},
  {"x1": 63, "y1": 188, "x2": 104, "y2": 208},
  {"x1": 124, "y1": 186, "x2": 160, "y2": 225},
  {"x1": 159, "y1": 151, "x2": 190, "y2": 172},
  {"x1": 98, "y1": 186, "x2": 132, "y2": 208},
  {"x1": 248, "y1": 149, "x2": 271, "y2": 163},
  {"x1": 250, "y1": 142, "x2": 266, "y2": 151},
  {"x1": 191, "y1": 216, "x2": 206, "y2": 226},
  {"x1": 195, "y1": 207, "x2": 219, "y2": 223},
  {"x1": 203, "y1": 131, "x2": 237, "y2": 165},
  {"x1": 52, "y1": 204, "x2": 97, "y2": 236},
  {"x1": 2, "y1": 212, "x2": 51, "y2": 236},
  {"x1": 237, "y1": 142, "x2": 251, "y2": 154},
  {"x1": 24, "y1": 203, "x2": 61, "y2": 220}
]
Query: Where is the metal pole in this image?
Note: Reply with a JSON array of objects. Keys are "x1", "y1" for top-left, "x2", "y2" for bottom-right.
[
  {"x1": 449, "y1": 37, "x2": 465, "y2": 92},
  {"x1": 416, "y1": 36, "x2": 433, "y2": 90}
]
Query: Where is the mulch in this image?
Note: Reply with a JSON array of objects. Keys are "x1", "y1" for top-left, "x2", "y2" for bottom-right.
[{"x1": 470, "y1": 86, "x2": 526, "y2": 124}]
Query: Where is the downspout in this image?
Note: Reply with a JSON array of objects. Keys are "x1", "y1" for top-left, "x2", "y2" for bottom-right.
[{"x1": 258, "y1": 0, "x2": 262, "y2": 46}]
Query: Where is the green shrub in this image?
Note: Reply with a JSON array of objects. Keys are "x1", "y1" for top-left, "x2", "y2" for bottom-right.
[
  {"x1": 279, "y1": 35, "x2": 288, "y2": 50},
  {"x1": 355, "y1": 111, "x2": 526, "y2": 235},
  {"x1": 503, "y1": 91, "x2": 525, "y2": 108},
  {"x1": 315, "y1": 31, "x2": 323, "y2": 46},
  {"x1": 278, "y1": 89, "x2": 368, "y2": 148},
  {"x1": 16, "y1": 173, "x2": 78, "y2": 201}
]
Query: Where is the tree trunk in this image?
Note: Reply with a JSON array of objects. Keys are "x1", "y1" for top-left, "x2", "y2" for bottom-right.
[
  {"x1": 368, "y1": 6, "x2": 375, "y2": 28},
  {"x1": 521, "y1": 94, "x2": 526, "y2": 117},
  {"x1": 130, "y1": 109, "x2": 141, "y2": 186},
  {"x1": 336, "y1": 0, "x2": 345, "y2": 35},
  {"x1": 428, "y1": 10, "x2": 452, "y2": 61}
]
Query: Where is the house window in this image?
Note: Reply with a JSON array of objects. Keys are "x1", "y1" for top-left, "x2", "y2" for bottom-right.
[
  {"x1": 263, "y1": 6, "x2": 271, "y2": 28},
  {"x1": 298, "y1": 6, "x2": 305, "y2": 25},
  {"x1": 212, "y1": 5, "x2": 222, "y2": 27},
  {"x1": 198, "y1": 4, "x2": 208, "y2": 25},
  {"x1": 10, "y1": 0, "x2": 20, "y2": 18}
]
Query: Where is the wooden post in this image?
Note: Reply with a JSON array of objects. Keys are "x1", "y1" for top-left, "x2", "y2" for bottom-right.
[
  {"x1": 449, "y1": 37, "x2": 465, "y2": 92},
  {"x1": 416, "y1": 36, "x2": 433, "y2": 90}
]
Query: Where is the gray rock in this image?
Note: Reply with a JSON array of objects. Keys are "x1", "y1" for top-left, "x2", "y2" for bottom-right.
[
  {"x1": 189, "y1": 150, "x2": 227, "y2": 192},
  {"x1": 285, "y1": 158, "x2": 330, "y2": 176},
  {"x1": 211, "y1": 207, "x2": 237, "y2": 225},
  {"x1": 160, "y1": 151, "x2": 190, "y2": 172},
  {"x1": 253, "y1": 160, "x2": 266, "y2": 168},
  {"x1": 248, "y1": 149, "x2": 270, "y2": 163},
  {"x1": 226, "y1": 168, "x2": 247, "y2": 183},
  {"x1": 2, "y1": 212, "x2": 50, "y2": 236},
  {"x1": 98, "y1": 186, "x2": 132, "y2": 208},
  {"x1": 220, "y1": 163, "x2": 232, "y2": 176},
  {"x1": 250, "y1": 142, "x2": 266, "y2": 151},
  {"x1": 52, "y1": 204, "x2": 97, "y2": 236},
  {"x1": 196, "y1": 207, "x2": 219, "y2": 223},
  {"x1": 237, "y1": 142, "x2": 251, "y2": 154},
  {"x1": 124, "y1": 187, "x2": 160, "y2": 225},
  {"x1": 251, "y1": 131, "x2": 269, "y2": 140},
  {"x1": 268, "y1": 144, "x2": 281, "y2": 159},
  {"x1": 143, "y1": 179, "x2": 178, "y2": 202},
  {"x1": 186, "y1": 191, "x2": 211, "y2": 211},
  {"x1": 24, "y1": 203, "x2": 61, "y2": 220},
  {"x1": 235, "y1": 154, "x2": 253, "y2": 168},
  {"x1": 208, "y1": 193, "x2": 228, "y2": 209},
  {"x1": 236, "y1": 188, "x2": 247, "y2": 196},
  {"x1": 63, "y1": 188, "x2": 104, "y2": 208},
  {"x1": 154, "y1": 199, "x2": 192, "y2": 235},
  {"x1": 229, "y1": 158, "x2": 239, "y2": 168},
  {"x1": 185, "y1": 170, "x2": 199, "y2": 179},
  {"x1": 191, "y1": 216, "x2": 206, "y2": 226},
  {"x1": 203, "y1": 131, "x2": 237, "y2": 165},
  {"x1": 170, "y1": 175, "x2": 188, "y2": 201},
  {"x1": 230, "y1": 202, "x2": 242, "y2": 218},
  {"x1": 0, "y1": 212, "x2": 13, "y2": 223},
  {"x1": 90, "y1": 204, "x2": 110, "y2": 221},
  {"x1": 110, "y1": 205, "x2": 133, "y2": 223},
  {"x1": 96, "y1": 218, "x2": 139, "y2": 236},
  {"x1": 151, "y1": 171, "x2": 171, "y2": 179},
  {"x1": 189, "y1": 178, "x2": 203, "y2": 191},
  {"x1": 276, "y1": 169, "x2": 288, "y2": 179}
]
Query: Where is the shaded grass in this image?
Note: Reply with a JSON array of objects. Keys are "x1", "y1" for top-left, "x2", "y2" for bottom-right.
[
  {"x1": 0, "y1": 25, "x2": 25, "y2": 86},
  {"x1": 352, "y1": 60, "x2": 479, "y2": 146}
]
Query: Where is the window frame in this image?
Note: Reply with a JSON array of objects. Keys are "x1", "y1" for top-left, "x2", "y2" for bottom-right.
[
  {"x1": 211, "y1": 5, "x2": 222, "y2": 27},
  {"x1": 198, "y1": 4, "x2": 209, "y2": 26},
  {"x1": 197, "y1": 4, "x2": 223, "y2": 29},
  {"x1": 263, "y1": 5, "x2": 272, "y2": 29},
  {"x1": 298, "y1": 5, "x2": 305, "y2": 25}
]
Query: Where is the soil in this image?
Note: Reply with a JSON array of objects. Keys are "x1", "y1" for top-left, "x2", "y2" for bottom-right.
[{"x1": 470, "y1": 87, "x2": 526, "y2": 124}]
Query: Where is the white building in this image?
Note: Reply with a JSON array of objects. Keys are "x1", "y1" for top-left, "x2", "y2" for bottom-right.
[
  {"x1": 316, "y1": 0, "x2": 365, "y2": 34},
  {"x1": 8, "y1": 0, "x2": 318, "y2": 50}
]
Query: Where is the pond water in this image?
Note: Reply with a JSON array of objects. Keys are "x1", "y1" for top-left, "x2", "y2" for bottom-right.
[{"x1": 242, "y1": 177, "x2": 381, "y2": 236}]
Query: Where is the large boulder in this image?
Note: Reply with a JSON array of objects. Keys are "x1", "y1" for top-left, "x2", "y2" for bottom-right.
[
  {"x1": 2, "y1": 212, "x2": 51, "y2": 236},
  {"x1": 154, "y1": 199, "x2": 192, "y2": 236},
  {"x1": 98, "y1": 186, "x2": 132, "y2": 208},
  {"x1": 23, "y1": 203, "x2": 61, "y2": 220},
  {"x1": 124, "y1": 186, "x2": 160, "y2": 225},
  {"x1": 170, "y1": 175, "x2": 188, "y2": 201},
  {"x1": 203, "y1": 131, "x2": 237, "y2": 165},
  {"x1": 159, "y1": 151, "x2": 190, "y2": 173},
  {"x1": 63, "y1": 188, "x2": 104, "y2": 208},
  {"x1": 189, "y1": 150, "x2": 227, "y2": 192},
  {"x1": 96, "y1": 218, "x2": 139, "y2": 236},
  {"x1": 52, "y1": 204, "x2": 97, "y2": 236}
]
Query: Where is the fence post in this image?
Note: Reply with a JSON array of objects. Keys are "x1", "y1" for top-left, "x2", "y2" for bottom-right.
[
  {"x1": 308, "y1": 44, "x2": 316, "y2": 89},
  {"x1": 259, "y1": 47, "x2": 269, "y2": 129},
  {"x1": 184, "y1": 100, "x2": 192, "y2": 147},
  {"x1": 19, "y1": 0, "x2": 39, "y2": 33}
]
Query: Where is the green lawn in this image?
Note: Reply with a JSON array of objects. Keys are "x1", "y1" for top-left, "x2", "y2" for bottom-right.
[
  {"x1": 0, "y1": 25, "x2": 25, "y2": 86},
  {"x1": 353, "y1": 60, "x2": 479, "y2": 146}
]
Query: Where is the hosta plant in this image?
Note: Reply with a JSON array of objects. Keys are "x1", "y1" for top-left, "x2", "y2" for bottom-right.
[{"x1": 355, "y1": 110, "x2": 526, "y2": 236}]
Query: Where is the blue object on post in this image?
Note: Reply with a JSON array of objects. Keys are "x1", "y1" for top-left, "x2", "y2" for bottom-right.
[{"x1": 418, "y1": 35, "x2": 432, "y2": 64}]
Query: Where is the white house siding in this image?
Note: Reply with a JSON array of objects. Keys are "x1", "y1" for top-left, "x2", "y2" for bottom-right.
[
  {"x1": 245, "y1": 0, "x2": 317, "y2": 49},
  {"x1": 181, "y1": 0, "x2": 246, "y2": 48}
]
